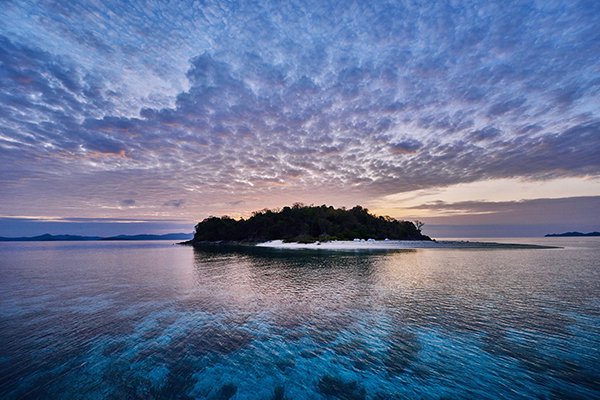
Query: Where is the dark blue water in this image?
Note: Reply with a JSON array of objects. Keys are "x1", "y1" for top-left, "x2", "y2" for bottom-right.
[{"x1": 1, "y1": 238, "x2": 599, "y2": 399}]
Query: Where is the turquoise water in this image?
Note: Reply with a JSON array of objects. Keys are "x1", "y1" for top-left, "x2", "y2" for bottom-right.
[{"x1": 0, "y1": 238, "x2": 599, "y2": 399}]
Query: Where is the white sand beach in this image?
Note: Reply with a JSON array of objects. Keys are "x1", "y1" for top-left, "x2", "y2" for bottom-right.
[{"x1": 256, "y1": 239, "x2": 556, "y2": 250}]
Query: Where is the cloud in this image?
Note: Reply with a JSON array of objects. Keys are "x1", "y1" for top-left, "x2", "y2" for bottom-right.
[
  {"x1": 410, "y1": 196, "x2": 600, "y2": 226},
  {"x1": 469, "y1": 126, "x2": 502, "y2": 142},
  {"x1": 119, "y1": 199, "x2": 136, "y2": 207},
  {"x1": 389, "y1": 139, "x2": 423, "y2": 155},
  {"x1": 163, "y1": 199, "x2": 185, "y2": 208},
  {"x1": 0, "y1": 0, "x2": 599, "y2": 224}
]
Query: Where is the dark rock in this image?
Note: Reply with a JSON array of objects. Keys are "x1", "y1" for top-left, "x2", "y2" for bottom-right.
[
  {"x1": 317, "y1": 375, "x2": 366, "y2": 400},
  {"x1": 212, "y1": 383, "x2": 237, "y2": 400},
  {"x1": 272, "y1": 385, "x2": 287, "y2": 400},
  {"x1": 275, "y1": 358, "x2": 295, "y2": 371}
]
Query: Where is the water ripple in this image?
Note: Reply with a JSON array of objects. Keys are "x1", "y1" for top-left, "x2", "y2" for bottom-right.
[{"x1": 0, "y1": 239, "x2": 599, "y2": 399}]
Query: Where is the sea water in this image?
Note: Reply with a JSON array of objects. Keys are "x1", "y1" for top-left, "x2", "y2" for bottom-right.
[{"x1": 0, "y1": 238, "x2": 598, "y2": 399}]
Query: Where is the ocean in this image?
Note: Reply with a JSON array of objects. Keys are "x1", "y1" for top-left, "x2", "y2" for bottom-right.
[{"x1": 1, "y1": 238, "x2": 598, "y2": 399}]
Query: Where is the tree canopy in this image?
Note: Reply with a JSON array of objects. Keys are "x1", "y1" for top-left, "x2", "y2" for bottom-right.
[{"x1": 192, "y1": 204, "x2": 430, "y2": 243}]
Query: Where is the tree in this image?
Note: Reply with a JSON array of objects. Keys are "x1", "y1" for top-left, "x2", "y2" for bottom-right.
[
  {"x1": 191, "y1": 204, "x2": 431, "y2": 243},
  {"x1": 414, "y1": 220, "x2": 424, "y2": 232}
]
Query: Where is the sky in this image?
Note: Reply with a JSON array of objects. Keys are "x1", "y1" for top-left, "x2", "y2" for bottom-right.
[{"x1": 1, "y1": 0, "x2": 599, "y2": 237}]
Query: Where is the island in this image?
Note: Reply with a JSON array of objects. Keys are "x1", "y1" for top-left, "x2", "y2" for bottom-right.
[
  {"x1": 183, "y1": 204, "x2": 561, "y2": 250},
  {"x1": 0, "y1": 233, "x2": 102, "y2": 242},
  {"x1": 545, "y1": 231, "x2": 600, "y2": 237},
  {"x1": 0, "y1": 233, "x2": 193, "y2": 242},
  {"x1": 185, "y1": 204, "x2": 430, "y2": 245}
]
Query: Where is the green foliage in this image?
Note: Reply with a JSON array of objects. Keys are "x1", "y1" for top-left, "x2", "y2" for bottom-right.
[{"x1": 192, "y1": 204, "x2": 431, "y2": 243}]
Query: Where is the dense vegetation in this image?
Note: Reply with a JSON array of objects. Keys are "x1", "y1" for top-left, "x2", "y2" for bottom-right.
[{"x1": 191, "y1": 204, "x2": 430, "y2": 243}]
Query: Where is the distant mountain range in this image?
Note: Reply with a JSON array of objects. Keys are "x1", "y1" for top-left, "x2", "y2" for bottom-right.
[
  {"x1": 0, "y1": 233, "x2": 194, "y2": 242},
  {"x1": 545, "y1": 231, "x2": 600, "y2": 237},
  {"x1": 100, "y1": 233, "x2": 193, "y2": 241}
]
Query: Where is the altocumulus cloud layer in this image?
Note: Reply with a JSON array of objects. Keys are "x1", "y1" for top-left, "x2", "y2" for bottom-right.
[{"x1": 1, "y1": 0, "x2": 599, "y2": 229}]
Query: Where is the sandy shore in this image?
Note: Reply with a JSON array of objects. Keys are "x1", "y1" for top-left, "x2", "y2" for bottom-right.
[{"x1": 255, "y1": 239, "x2": 557, "y2": 250}]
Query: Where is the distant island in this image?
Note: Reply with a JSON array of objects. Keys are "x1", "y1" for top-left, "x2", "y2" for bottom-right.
[
  {"x1": 186, "y1": 204, "x2": 430, "y2": 246},
  {"x1": 100, "y1": 233, "x2": 193, "y2": 241},
  {"x1": 0, "y1": 233, "x2": 193, "y2": 242},
  {"x1": 545, "y1": 231, "x2": 600, "y2": 237}
]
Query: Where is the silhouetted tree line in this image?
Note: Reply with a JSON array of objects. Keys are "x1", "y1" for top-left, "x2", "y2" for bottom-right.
[{"x1": 192, "y1": 204, "x2": 430, "y2": 243}]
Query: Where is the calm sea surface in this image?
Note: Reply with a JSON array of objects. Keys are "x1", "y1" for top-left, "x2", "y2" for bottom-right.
[{"x1": 0, "y1": 238, "x2": 599, "y2": 399}]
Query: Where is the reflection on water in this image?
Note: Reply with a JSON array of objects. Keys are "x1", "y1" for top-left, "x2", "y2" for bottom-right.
[{"x1": 0, "y1": 239, "x2": 599, "y2": 399}]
